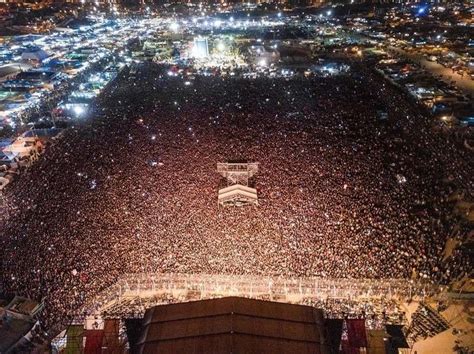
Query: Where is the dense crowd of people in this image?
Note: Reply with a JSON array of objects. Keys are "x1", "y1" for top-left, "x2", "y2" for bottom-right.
[{"x1": 0, "y1": 62, "x2": 471, "y2": 334}]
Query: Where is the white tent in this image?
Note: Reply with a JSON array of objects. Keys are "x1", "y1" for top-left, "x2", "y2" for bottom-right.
[
  {"x1": 0, "y1": 63, "x2": 32, "y2": 81},
  {"x1": 21, "y1": 49, "x2": 49, "y2": 62}
]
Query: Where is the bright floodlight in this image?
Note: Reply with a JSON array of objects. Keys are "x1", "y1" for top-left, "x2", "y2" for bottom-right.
[
  {"x1": 326, "y1": 10, "x2": 332, "y2": 16},
  {"x1": 170, "y1": 22, "x2": 180, "y2": 32},
  {"x1": 73, "y1": 106, "x2": 84, "y2": 116},
  {"x1": 277, "y1": 12, "x2": 282, "y2": 18},
  {"x1": 217, "y1": 41, "x2": 226, "y2": 51}
]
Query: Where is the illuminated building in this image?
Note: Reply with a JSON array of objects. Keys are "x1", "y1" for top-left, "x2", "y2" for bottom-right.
[{"x1": 193, "y1": 37, "x2": 209, "y2": 59}]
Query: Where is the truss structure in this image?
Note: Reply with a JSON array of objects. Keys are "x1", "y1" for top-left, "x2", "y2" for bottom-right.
[
  {"x1": 78, "y1": 273, "x2": 441, "y2": 322},
  {"x1": 217, "y1": 162, "x2": 259, "y2": 186},
  {"x1": 217, "y1": 162, "x2": 259, "y2": 207}
]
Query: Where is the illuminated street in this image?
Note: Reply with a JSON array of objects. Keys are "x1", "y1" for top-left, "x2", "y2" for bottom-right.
[{"x1": 389, "y1": 46, "x2": 474, "y2": 97}]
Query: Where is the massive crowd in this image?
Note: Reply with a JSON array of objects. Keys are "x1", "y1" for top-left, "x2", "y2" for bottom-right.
[{"x1": 0, "y1": 62, "x2": 472, "y2": 334}]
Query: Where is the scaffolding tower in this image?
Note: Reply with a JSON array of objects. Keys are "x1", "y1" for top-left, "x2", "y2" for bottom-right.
[{"x1": 217, "y1": 162, "x2": 259, "y2": 207}]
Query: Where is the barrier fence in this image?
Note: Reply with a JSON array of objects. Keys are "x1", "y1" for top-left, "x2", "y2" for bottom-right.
[{"x1": 78, "y1": 273, "x2": 442, "y2": 319}]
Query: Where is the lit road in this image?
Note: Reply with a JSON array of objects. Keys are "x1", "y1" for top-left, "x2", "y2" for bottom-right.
[{"x1": 388, "y1": 46, "x2": 474, "y2": 98}]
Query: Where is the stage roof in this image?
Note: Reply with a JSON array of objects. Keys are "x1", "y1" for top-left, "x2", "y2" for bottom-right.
[{"x1": 135, "y1": 297, "x2": 333, "y2": 354}]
